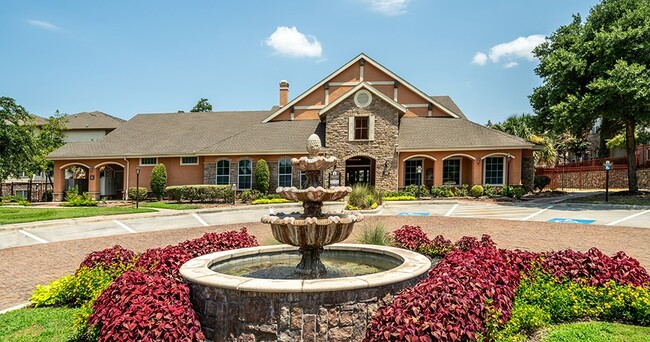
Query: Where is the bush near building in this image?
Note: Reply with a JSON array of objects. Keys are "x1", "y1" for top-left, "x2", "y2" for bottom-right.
[{"x1": 150, "y1": 163, "x2": 167, "y2": 200}]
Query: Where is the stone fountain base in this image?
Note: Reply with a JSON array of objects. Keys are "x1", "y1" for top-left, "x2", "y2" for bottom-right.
[{"x1": 181, "y1": 244, "x2": 432, "y2": 342}]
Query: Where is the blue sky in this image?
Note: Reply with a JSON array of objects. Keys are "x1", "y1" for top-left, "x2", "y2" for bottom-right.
[{"x1": 2, "y1": 0, "x2": 600, "y2": 125}]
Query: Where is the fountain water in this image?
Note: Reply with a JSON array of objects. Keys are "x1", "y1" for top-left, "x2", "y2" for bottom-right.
[{"x1": 181, "y1": 135, "x2": 431, "y2": 341}]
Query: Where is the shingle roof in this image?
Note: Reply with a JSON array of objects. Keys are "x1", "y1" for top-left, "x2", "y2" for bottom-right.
[
  {"x1": 201, "y1": 120, "x2": 325, "y2": 154},
  {"x1": 430, "y1": 96, "x2": 466, "y2": 119},
  {"x1": 49, "y1": 110, "x2": 272, "y2": 158},
  {"x1": 64, "y1": 111, "x2": 125, "y2": 130},
  {"x1": 398, "y1": 117, "x2": 534, "y2": 150}
]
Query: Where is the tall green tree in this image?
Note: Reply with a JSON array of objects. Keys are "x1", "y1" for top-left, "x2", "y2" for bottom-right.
[
  {"x1": 26, "y1": 111, "x2": 67, "y2": 178},
  {"x1": 531, "y1": 0, "x2": 650, "y2": 192},
  {"x1": 487, "y1": 113, "x2": 539, "y2": 139},
  {"x1": 150, "y1": 163, "x2": 167, "y2": 200},
  {"x1": 0, "y1": 97, "x2": 37, "y2": 185},
  {"x1": 254, "y1": 159, "x2": 270, "y2": 194},
  {"x1": 190, "y1": 98, "x2": 213, "y2": 112}
]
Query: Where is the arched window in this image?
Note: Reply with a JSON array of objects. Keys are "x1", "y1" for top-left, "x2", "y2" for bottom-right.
[
  {"x1": 278, "y1": 158, "x2": 292, "y2": 187},
  {"x1": 238, "y1": 160, "x2": 252, "y2": 190},
  {"x1": 216, "y1": 160, "x2": 230, "y2": 185}
]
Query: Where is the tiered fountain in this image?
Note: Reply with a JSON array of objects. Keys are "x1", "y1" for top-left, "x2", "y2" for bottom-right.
[{"x1": 181, "y1": 135, "x2": 431, "y2": 341}]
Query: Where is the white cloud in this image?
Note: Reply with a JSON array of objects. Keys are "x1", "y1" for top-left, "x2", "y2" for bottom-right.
[
  {"x1": 368, "y1": 0, "x2": 409, "y2": 16},
  {"x1": 472, "y1": 52, "x2": 488, "y2": 66},
  {"x1": 26, "y1": 19, "x2": 61, "y2": 31},
  {"x1": 472, "y1": 34, "x2": 546, "y2": 68},
  {"x1": 264, "y1": 26, "x2": 322, "y2": 58}
]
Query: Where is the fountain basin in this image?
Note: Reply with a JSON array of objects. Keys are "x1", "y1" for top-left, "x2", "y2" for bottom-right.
[
  {"x1": 181, "y1": 244, "x2": 432, "y2": 341},
  {"x1": 291, "y1": 156, "x2": 337, "y2": 171},
  {"x1": 276, "y1": 186, "x2": 351, "y2": 202},
  {"x1": 261, "y1": 213, "x2": 362, "y2": 249}
]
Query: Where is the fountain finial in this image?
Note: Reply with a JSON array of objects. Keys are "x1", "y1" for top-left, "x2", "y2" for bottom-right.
[{"x1": 307, "y1": 134, "x2": 321, "y2": 157}]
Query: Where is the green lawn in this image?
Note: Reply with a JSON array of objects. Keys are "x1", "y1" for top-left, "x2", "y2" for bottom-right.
[
  {"x1": 541, "y1": 321, "x2": 650, "y2": 341},
  {"x1": 567, "y1": 191, "x2": 650, "y2": 206},
  {"x1": 140, "y1": 201, "x2": 201, "y2": 210},
  {"x1": 0, "y1": 307, "x2": 80, "y2": 342},
  {"x1": 0, "y1": 206, "x2": 155, "y2": 224}
]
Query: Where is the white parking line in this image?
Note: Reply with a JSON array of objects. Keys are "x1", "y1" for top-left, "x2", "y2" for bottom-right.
[
  {"x1": 18, "y1": 230, "x2": 48, "y2": 244},
  {"x1": 444, "y1": 204, "x2": 459, "y2": 217},
  {"x1": 521, "y1": 206, "x2": 553, "y2": 221},
  {"x1": 191, "y1": 213, "x2": 209, "y2": 227},
  {"x1": 606, "y1": 209, "x2": 650, "y2": 226},
  {"x1": 113, "y1": 220, "x2": 137, "y2": 233}
]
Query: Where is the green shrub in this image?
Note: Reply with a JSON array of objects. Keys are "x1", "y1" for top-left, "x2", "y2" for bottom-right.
[
  {"x1": 30, "y1": 275, "x2": 75, "y2": 307},
  {"x1": 534, "y1": 175, "x2": 552, "y2": 191},
  {"x1": 62, "y1": 186, "x2": 98, "y2": 206},
  {"x1": 18, "y1": 199, "x2": 30, "y2": 206},
  {"x1": 127, "y1": 187, "x2": 148, "y2": 201},
  {"x1": 470, "y1": 185, "x2": 484, "y2": 197},
  {"x1": 254, "y1": 159, "x2": 270, "y2": 194},
  {"x1": 454, "y1": 184, "x2": 469, "y2": 197},
  {"x1": 484, "y1": 184, "x2": 497, "y2": 198},
  {"x1": 405, "y1": 184, "x2": 429, "y2": 198},
  {"x1": 430, "y1": 186, "x2": 443, "y2": 197},
  {"x1": 359, "y1": 223, "x2": 391, "y2": 245},
  {"x1": 347, "y1": 184, "x2": 380, "y2": 209},
  {"x1": 513, "y1": 187, "x2": 527, "y2": 199},
  {"x1": 501, "y1": 185, "x2": 515, "y2": 197},
  {"x1": 150, "y1": 163, "x2": 167, "y2": 200},
  {"x1": 251, "y1": 198, "x2": 290, "y2": 205},
  {"x1": 164, "y1": 185, "x2": 234, "y2": 203},
  {"x1": 383, "y1": 195, "x2": 417, "y2": 201},
  {"x1": 441, "y1": 185, "x2": 454, "y2": 197},
  {"x1": 240, "y1": 189, "x2": 262, "y2": 203}
]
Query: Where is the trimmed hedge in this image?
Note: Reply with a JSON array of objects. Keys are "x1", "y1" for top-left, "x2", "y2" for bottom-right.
[
  {"x1": 251, "y1": 198, "x2": 290, "y2": 205},
  {"x1": 164, "y1": 185, "x2": 233, "y2": 203},
  {"x1": 150, "y1": 163, "x2": 167, "y2": 200},
  {"x1": 128, "y1": 187, "x2": 148, "y2": 201}
]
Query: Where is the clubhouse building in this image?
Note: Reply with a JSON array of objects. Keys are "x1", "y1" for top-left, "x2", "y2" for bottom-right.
[{"x1": 48, "y1": 54, "x2": 537, "y2": 200}]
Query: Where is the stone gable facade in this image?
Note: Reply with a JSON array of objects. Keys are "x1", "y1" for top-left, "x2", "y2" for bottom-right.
[{"x1": 325, "y1": 92, "x2": 400, "y2": 191}]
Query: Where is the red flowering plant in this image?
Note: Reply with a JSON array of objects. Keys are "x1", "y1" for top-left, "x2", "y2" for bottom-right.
[
  {"x1": 79, "y1": 245, "x2": 136, "y2": 270},
  {"x1": 392, "y1": 225, "x2": 431, "y2": 251},
  {"x1": 88, "y1": 270, "x2": 206, "y2": 342}
]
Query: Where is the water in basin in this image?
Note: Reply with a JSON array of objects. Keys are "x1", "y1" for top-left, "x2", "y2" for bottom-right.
[{"x1": 210, "y1": 250, "x2": 402, "y2": 279}]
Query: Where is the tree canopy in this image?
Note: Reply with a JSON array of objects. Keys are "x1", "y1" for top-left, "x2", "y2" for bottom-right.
[
  {"x1": 530, "y1": 0, "x2": 650, "y2": 192},
  {"x1": 0, "y1": 97, "x2": 37, "y2": 181},
  {"x1": 190, "y1": 98, "x2": 213, "y2": 112}
]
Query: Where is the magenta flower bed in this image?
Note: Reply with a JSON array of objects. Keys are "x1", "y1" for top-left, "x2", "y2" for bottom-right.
[
  {"x1": 365, "y1": 225, "x2": 650, "y2": 341},
  {"x1": 86, "y1": 227, "x2": 258, "y2": 342}
]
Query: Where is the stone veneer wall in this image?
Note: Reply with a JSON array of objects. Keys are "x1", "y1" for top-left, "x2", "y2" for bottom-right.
[
  {"x1": 189, "y1": 273, "x2": 428, "y2": 342},
  {"x1": 325, "y1": 93, "x2": 400, "y2": 191},
  {"x1": 546, "y1": 168, "x2": 650, "y2": 189}
]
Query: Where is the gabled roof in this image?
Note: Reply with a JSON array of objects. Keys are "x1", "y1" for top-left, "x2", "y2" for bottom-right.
[
  {"x1": 398, "y1": 117, "x2": 535, "y2": 151},
  {"x1": 65, "y1": 111, "x2": 125, "y2": 130},
  {"x1": 262, "y1": 53, "x2": 459, "y2": 123},
  {"x1": 318, "y1": 82, "x2": 406, "y2": 117},
  {"x1": 49, "y1": 110, "x2": 271, "y2": 159},
  {"x1": 430, "y1": 96, "x2": 466, "y2": 119}
]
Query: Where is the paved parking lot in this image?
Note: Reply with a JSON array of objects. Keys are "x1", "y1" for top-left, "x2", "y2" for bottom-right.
[{"x1": 2, "y1": 200, "x2": 650, "y2": 250}]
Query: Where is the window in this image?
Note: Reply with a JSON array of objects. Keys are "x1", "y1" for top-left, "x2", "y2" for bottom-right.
[
  {"x1": 278, "y1": 158, "x2": 292, "y2": 187},
  {"x1": 238, "y1": 160, "x2": 252, "y2": 190},
  {"x1": 15, "y1": 190, "x2": 29, "y2": 199},
  {"x1": 443, "y1": 159, "x2": 461, "y2": 185},
  {"x1": 484, "y1": 157, "x2": 505, "y2": 185},
  {"x1": 348, "y1": 116, "x2": 375, "y2": 141},
  {"x1": 299, "y1": 171, "x2": 307, "y2": 189},
  {"x1": 181, "y1": 156, "x2": 198, "y2": 165},
  {"x1": 404, "y1": 160, "x2": 423, "y2": 186},
  {"x1": 354, "y1": 90, "x2": 372, "y2": 107},
  {"x1": 18, "y1": 171, "x2": 27, "y2": 178},
  {"x1": 216, "y1": 160, "x2": 230, "y2": 185},
  {"x1": 140, "y1": 157, "x2": 157, "y2": 166},
  {"x1": 355, "y1": 117, "x2": 368, "y2": 140}
]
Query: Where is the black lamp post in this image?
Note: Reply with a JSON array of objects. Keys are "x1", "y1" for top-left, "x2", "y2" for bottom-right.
[
  {"x1": 506, "y1": 154, "x2": 513, "y2": 188},
  {"x1": 604, "y1": 160, "x2": 612, "y2": 202},
  {"x1": 135, "y1": 167, "x2": 141, "y2": 209}
]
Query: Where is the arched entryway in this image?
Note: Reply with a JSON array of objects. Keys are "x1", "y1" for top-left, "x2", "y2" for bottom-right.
[
  {"x1": 345, "y1": 156, "x2": 375, "y2": 187},
  {"x1": 95, "y1": 163, "x2": 125, "y2": 200},
  {"x1": 61, "y1": 163, "x2": 90, "y2": 195}
]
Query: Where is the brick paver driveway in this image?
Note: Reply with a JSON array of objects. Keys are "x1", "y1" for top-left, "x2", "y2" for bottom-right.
[{"x1": 2, "y1": 216, "x2": 649, "y2": 311}]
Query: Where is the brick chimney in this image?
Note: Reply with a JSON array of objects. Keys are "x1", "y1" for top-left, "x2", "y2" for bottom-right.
[{"x1": 279, "y1": 80, "x2": 289, "y2": 107}]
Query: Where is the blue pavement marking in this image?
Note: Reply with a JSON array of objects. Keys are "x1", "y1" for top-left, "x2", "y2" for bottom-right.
[
  {"x1": 547, "y1": 218, "x2": 596, "y2": 224},
  {"x1": 396, "y1": 212, "x2": 430, "y2": 217}
]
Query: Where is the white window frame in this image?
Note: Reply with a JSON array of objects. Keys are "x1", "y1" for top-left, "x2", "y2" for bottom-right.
[
  {"x1": 299, "y1": 171, "x2": 307, "y2": 189},
  {"x1": 180, "y1": 156, "x2": 199, "y2": 165},
  {"x1": 442, "y1": 158, "x2": 462, "y2": 186},
  {"x1": 483, "y1": 156, "x2": 505, "y2": 186},
  {"x1": 278, "y1": 158, "x2": 293, "y2": 188},
  {"x1": 139, "y1": 157, "x2": 158, "y2": 166},
  {"x1": 404, "y1": 159, "x2": 423, "y2": 186},
  {"x1": 238, "y1": 159, "x2": 253, "y2": 190},
  {"x1": 348, "y1": 115, "x2": 375, "y2": 141},
  {"x1": 216, "y1": 160, "x2": 231, "y2": 185}
]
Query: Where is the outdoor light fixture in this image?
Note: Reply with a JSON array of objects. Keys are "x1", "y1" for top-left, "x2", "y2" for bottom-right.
[
  {"x1": 383, "y1": 160, "x2": 390, "y2": 175},
  {"x1": 232, "y1": 183, "x2": 237, "y2": 205},
  {"x1": 506, "y1": 154, "x2": 513, "y2": 188},
  {"x1": 135, "y1": 167, "x2": 141, "y2": 209}
]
